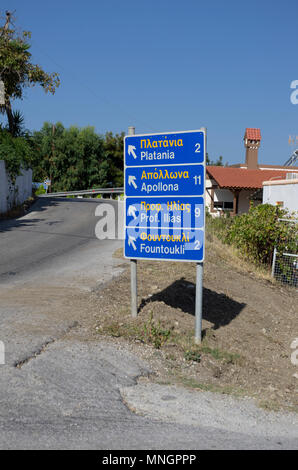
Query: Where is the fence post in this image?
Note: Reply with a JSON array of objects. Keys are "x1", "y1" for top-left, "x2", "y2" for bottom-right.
[{"x1": 271, "y1": 246, "x2": 277, "y2": 278}]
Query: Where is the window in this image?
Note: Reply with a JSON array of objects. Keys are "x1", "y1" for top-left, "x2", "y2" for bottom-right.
[{"x1": 214, "y1": 201, "x2": 233, "y2": 210}]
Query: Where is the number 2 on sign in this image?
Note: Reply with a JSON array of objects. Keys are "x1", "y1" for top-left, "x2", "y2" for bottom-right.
[
  {"x1": 193, "y1": 175, "x2": 201, "y2": 185},
  {"x1": 195, "y1": 143, "x2": 201, "y2": 153}
]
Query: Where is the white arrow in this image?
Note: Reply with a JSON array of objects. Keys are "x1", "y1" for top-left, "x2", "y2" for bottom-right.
[
  {"x1": 128, "y1": 175, "x2": 137, "y2": 189},
  {"x1": 128, "y1": 205, "x2": 137, "y2": 219},
  {"x1": 128, "y1": 145, "x2": 137, "y2": 159},
  {"x1": 128, "y1": 235, "x2": 137, "y2": 251}
]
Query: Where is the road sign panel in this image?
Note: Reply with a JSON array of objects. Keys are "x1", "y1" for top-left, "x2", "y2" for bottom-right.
[
  {"x1": 124, "y1": 130, "x2": 204, "y2": 166},
  {"x1": 125, "y1": 227, "x2": 204, "y2": 261},
  {"x1": 124, "y1": 129, "x2": 205, "y2": 262},
  {"x1": 125, "y1": 197, "x2": 204, "y2": 229},
  {"x1": 125, "y1": 164, "x2": 204, "y2": 197}
]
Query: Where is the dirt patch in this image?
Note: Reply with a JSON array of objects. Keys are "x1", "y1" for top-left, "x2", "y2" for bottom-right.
[
  {"x1": 83, "y1": 238, "x2": 297, "y2": 413},
  {"x1": 4, "y1": 230, "x2": 295, "y2": 412}
]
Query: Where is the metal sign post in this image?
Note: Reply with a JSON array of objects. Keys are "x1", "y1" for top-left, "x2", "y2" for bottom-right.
[
  {"x1": 194, "y1": 127, "x2": 206, "y2": 344},
  {"x1": 124, "y1": 127, "x2": 206, "y2": 340},
  {"x1": 128, "y1": 126, "x2": 138, "y2": 318},
  {"x1": 195, "y1": 262, "x2": 204, "y2": 344}
]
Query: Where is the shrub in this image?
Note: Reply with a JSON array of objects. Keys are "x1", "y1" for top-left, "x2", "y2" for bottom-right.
[
  {"x1": 206, "y1": 213, "x2": 233, "y2": 242},
  {"x1": 226, "y1": 204, "x2": 297, "y2": 265},
  {"x1": 0, "y1": 130, "x2": 32, "y2": 182},
  {"x1": 34, "y1": 185, "x2": 46, "y2": 195}
]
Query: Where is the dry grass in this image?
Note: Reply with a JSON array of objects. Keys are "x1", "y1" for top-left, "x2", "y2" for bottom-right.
[{"x1": 205, "y1": 233, "x2": 274, "y2": 283}]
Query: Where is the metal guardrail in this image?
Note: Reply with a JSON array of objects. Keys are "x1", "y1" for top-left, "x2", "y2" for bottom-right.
[{"x1": 39, "y1": 187, "x2": 124, "y2": 198}]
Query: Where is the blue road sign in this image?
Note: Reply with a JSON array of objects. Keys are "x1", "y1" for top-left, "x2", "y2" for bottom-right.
[
  {"x1": 124, "y1": 130, "x2": 204, "y2": 166},
  {"x1": 125, "y1": 226, "x2": 204, "y2": 261},
  {"x1": 126, "y1": 197, "x2": 204, "y2": 229},
  {"x1": 124, "y1": 129, "x2": 205, "y2": 262},
  {"x1": 125, "y1": 164, "x2": 204, "y2": 197}
]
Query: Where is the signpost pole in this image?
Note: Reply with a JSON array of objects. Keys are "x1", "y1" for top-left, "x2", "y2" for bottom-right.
[
  {"x1": 128, "y1": 126, "x2": 138, "y2": 317},
  {"x1": 195, "y1": 262, "x2": 204, "y2": 344},
  {"x1": 194, "y1": 127, "x2": 206, "y2": 344}
]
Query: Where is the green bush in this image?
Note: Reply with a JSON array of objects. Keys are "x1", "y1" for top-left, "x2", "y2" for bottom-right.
[
  {"x1": 34, "y1": 185, "x2": 46, "y2": 195},
  {"x1": 0, "y1": 130, "x2": 32, "y2": 181},
  {"x1": 206, "y1": 212, "x2": 233, "y2": 242},
  {"x1": 226, "y1": 204, "x2": 297, "y2": 265}
]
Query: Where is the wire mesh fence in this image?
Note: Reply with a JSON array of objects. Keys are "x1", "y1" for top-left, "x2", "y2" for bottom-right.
[
  {"x1": 271, "y1": 218, "x2": 298, "y2": 288},
  {"x1": 272, "y1": 249, "x2": 298, "y2": 287}
]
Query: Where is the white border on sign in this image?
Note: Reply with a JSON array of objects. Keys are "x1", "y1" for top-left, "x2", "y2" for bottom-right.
[
  {"x1": 124, "y1": 129, "x2": 205, "y2": 168},
  {"x1": 124, "y1": 129, "x2": 205, "y2": 139}
]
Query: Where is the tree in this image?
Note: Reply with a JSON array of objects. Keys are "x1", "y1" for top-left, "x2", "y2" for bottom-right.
[
  {"x1": 31, "y1": 124, "x2": 125, "y2": 191},
  {"x1": 31, "y1": 123, "x2": 108, "y2": 191},
  {"x1": 0, "y1": 11, "x2": 60, "y2": 135},
  {"x1": 0, "y1": 127, "x2": 32, "y2": 181},
  {"x1": 206, "y1": 153, "x2": 224, "y2": 166},
  {"x1": 103, "y1": 132, "x2": 124, "y2": 187}
]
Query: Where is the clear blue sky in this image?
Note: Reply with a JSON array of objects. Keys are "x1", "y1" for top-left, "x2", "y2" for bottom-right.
[{"x1": 2, "y1": 0, "x2": 298, "y2": 166}]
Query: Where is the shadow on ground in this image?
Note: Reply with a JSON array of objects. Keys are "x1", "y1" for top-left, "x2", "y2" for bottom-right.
[
  {"x1": 0, "y1": 198, "x2": 60, "y2": 232},
  {"x1": 0, "y1": 196, "x2": 119, "y2": 235},
  {"x1": 139, "y1": 277, "x2": 246, "y2": 331}
]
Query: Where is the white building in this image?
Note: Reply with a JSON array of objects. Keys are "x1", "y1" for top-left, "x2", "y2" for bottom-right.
[{"x1": 263, "y1": 176, "x2": 298, "y2": 214}]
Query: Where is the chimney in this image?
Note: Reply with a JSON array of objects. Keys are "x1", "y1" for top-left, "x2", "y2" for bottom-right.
[{"x1": 244, "y1": 128, "x2": 261, "y2": 169}]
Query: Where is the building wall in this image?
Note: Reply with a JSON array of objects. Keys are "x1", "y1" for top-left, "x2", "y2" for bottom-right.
[
  {"x1": 0, "y1": 160, "x2": 32, "y2": 214},
  {"x1": 263, "y1": 181, "x2": 298, "y2": 214},
  {"x1": 206, "y1": 178, "x2": 255, "y2": 215},
  {"x1": 214, "y1": 188, "x2": 233, "y2": 204},
  {"x1": 238, "y1": 190, "x2": 254, "y2": 214},
  {"x1": 205, "y1": 178, "x2": 213, "y2": 211},
  {"x1": 206, "y1": 179, "x2": 234, "y2": 214}
]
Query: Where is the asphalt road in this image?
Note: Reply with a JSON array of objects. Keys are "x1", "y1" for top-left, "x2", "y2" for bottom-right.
[
  {"x1": 0, "y1": 197, "x2": 123, "y2": 284},
  {"x1": 0, "y1": 197, "x2": 297, "y2": 450}
]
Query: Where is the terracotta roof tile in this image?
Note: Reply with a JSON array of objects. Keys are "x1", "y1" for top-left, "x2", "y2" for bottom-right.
[
  {"x1": 245, "y1": 128, "x2": 261, "y2": 140},
  {"x1": 206, "y1": 166, "x2": 286, "y2": 189}
]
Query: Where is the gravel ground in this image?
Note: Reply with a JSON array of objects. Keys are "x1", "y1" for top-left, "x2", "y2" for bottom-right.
[{"x1": 121, "y1": 382, "x2": 298, "y2": 442}]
